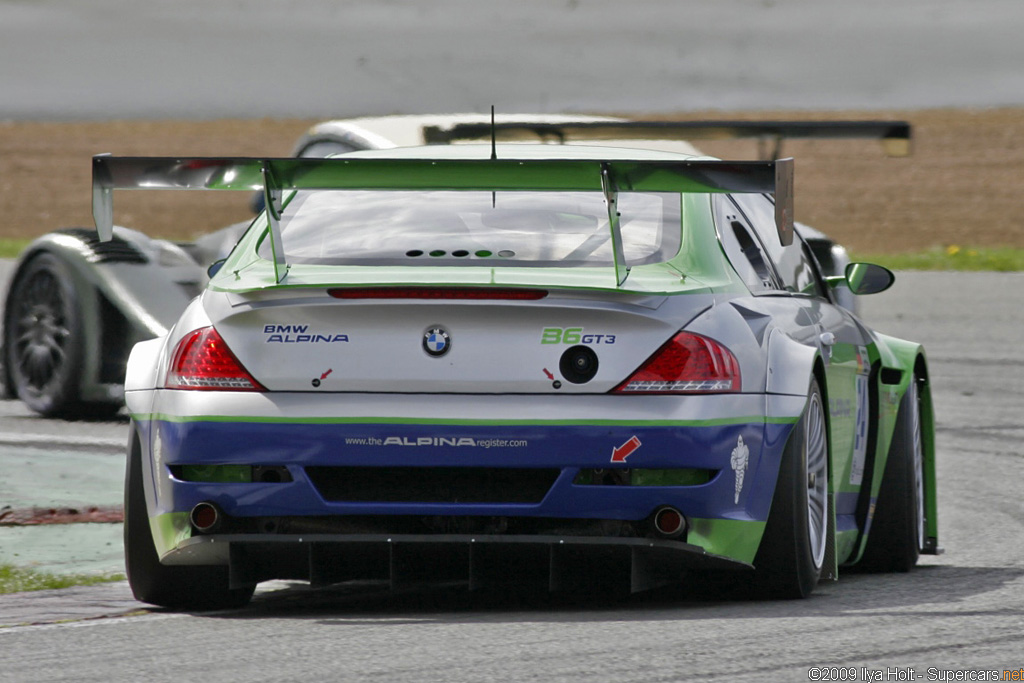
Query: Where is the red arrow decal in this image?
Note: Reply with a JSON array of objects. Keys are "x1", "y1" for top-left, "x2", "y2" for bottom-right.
[
  {"x1": 611, "y1": 436, "x2": 642, "y2": 463},
  {"x1": 320, "y1": 368, "x2": 333, "y2": 380},
  {"x1": 543, "y1": 368, "x2": 554, "y2": 380}
]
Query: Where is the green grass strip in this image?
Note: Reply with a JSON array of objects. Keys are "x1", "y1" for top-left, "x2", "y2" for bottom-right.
[
  {"x1": 852, "y1": 246, "x2": 1024, "y2": 272},
  {"x1": 0, "y1": 239, "x2": 31, "y2": 259},
  {"x1": 0, "y1": 564, "x2": 125, "y2": 595}
]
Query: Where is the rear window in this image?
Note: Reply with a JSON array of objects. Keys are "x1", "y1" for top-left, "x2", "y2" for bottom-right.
[{"x1": 256, "y1": 190, "x2": 681, "y2": 267}]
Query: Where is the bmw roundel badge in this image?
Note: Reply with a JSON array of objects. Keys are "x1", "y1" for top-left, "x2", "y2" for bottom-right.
[{"x1": 423, "y1": 326, "x2": 451, "y2": 357}]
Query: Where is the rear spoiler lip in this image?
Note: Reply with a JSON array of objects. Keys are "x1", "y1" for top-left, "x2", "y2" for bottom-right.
[
  {"x1": 423, "y1": 120, "x2": 912, "y2": 158},
  {"x1": 92, "y1": 155, "x2": 794, "y2": 286}
]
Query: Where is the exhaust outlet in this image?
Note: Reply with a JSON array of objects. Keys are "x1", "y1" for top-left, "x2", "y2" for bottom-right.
[
  {"x1": 652, "y1": 506, "x2": 687, "y2": 539},
  {"x1": 190, "y1": 501, "x2": 222, "y2": 534}
]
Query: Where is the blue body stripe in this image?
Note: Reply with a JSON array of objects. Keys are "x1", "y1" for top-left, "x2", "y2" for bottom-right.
[{"x1": 138, "y1": 419, "x2": 796, "y2": 524}]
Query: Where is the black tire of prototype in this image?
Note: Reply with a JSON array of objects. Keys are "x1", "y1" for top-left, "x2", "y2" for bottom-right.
[
  {"x1": 751, "y1": 377, "x2": 828, "y2": 599},
  {"x1": 4, "y1": 252, "x2": 120, "y2": 419},
  {"x1": 125, "y1": 426, "x2": 255, "y2": 610},
  {"x1": 4, "y1": 253, "x2": 86, "y2": 417},
  {"x1": 856, "y1": 377, "x2": 924, "y2": 572}
]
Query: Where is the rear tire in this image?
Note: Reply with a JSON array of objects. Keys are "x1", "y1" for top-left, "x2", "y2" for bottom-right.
[
  {"x1": 124, "y1": 426, "x2": 254, "y2": 610},
  {"x1": 857, "y1": 377, "x2": 924, "y2": 572},
  {"x1": 751, "y1": 377, "x2": 829, "y2": 599}
]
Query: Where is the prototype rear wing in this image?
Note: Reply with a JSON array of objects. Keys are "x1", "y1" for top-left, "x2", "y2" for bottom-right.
[
  {"x1": 423, "y1": 120, "x2": 912, "y2": 159},
  {"x1": 93, "y1": 155, "x2": 793, "y2": 286}
]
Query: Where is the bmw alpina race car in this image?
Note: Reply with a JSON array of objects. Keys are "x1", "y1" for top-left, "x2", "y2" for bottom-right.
[
  {"x1": 1, "y1": 115, "x2": 909, "y2": 419},
  {"x1": 97, "y1": 132, "x2": 937, "y2": 609}
]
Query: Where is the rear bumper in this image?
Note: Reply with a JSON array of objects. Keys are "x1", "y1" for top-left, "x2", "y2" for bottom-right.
[{"x1": 129, "y1": 390, "x2": 807, "y2": 568}]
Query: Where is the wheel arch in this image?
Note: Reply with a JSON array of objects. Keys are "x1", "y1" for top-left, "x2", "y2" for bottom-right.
[
  {"x1": 763, "y1": 329, "x2": 838, "y2": 583},
  {"x1": 861, "y1": 332, "x2": 938, "y2": 556}
]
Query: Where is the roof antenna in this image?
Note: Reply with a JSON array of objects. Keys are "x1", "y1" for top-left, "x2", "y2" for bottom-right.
[
  {"x1": 490, "y1": 105, "x2": 497, "y2": 208},
  {"x1": 490, "y1": 105, "x2": 497, "y2": 160}
]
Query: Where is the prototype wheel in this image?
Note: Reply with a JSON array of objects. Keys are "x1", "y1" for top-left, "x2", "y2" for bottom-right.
[
  {"x1": 857, "y1": 377, "x2": 924, "y2": 572},
  {"x1": 124, "y1": 426, "x2": 255, "y2": 610},
  {"x1": 4, "y1": 253, "x2": 86, "y2": 417},
  {"x1": 752, "y1": 377, "x2": 829, "y2": 599},
  {"x1": 4, "y1": 252, "x2": 122, "y2": 419}
]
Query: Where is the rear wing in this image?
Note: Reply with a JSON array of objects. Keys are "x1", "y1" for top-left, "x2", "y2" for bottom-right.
[
  {"x1": 423, "y1": 120, "x2": 912, "y2": 159},
  {"x1": 93, "y1": 155, "x2": 793, "y2": 287}
]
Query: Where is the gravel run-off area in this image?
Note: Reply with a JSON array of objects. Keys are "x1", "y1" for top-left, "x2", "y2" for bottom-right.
[{"x1": 2, "y1": 108, "x2": 1023, "y2": 254}]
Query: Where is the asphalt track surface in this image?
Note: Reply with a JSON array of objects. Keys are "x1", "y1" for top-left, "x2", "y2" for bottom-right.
[
  {"x1": 1, "y1": 271, "x2": 1024, "y2": 682},
  {"x1": 3, "y1": 1, "x2": 1024, "y2": 678},
  {"x1": 2, "y1": 0, "x2": 1024, "y2": 120}
]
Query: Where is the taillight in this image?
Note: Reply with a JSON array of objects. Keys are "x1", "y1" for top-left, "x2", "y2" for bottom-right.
[
  {"x1": 613, "y1": 331, "x2": 740, "y2": 394},
  {"x1": 165, "y1": 327, "x2": 265, "y2": 391}
]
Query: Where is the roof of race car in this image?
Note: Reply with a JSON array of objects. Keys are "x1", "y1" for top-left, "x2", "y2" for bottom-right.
[
  {"x1": 340, "y1": 141, "x2": 708, "y2": 161},
  {"x1": 300, "y1": 113, "x2": 712, "y2": 155}
]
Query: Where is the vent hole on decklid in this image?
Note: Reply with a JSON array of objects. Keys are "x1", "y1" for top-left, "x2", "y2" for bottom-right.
[{"x1": 403, "y1": 249, "x2": 512, "y2": 258}]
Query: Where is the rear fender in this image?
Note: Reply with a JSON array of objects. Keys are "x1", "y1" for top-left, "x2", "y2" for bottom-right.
[
  {"x1": 765, "y1": 328, "x2": 819, "y2": 398},
  {"x1": 126, "y1": 297, "x2": 211, "y2": 396},
  {"x1": 765, "y1": 329, "x2": 838, "y2": 579},
  {"x1": 871, "y1": 333, "x2": 938, "y2": 551}
]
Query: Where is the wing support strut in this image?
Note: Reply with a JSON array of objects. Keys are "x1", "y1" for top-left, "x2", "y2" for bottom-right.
[{"x1": 601, "y1": 164, "x2": 630, "y2": 287}]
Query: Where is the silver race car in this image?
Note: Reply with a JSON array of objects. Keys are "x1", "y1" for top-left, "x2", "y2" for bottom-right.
[{"x1": 91, "y1": 127, "x2": 935, "y2": 609}]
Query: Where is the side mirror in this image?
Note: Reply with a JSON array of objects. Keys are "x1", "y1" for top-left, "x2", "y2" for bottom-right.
[
  {"x1": 207, "y1": 258, "x2": 227, "y2": 279},
  {"x1": 842, "y1": 262, "x2": 895, "y2": 295}
]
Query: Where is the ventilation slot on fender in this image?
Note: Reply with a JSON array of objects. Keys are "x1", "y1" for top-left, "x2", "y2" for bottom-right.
[
  {"x1": 57, "y1": 228, "x2": 148, "y2": 264},
  {"x1": 305, "y1": 467, "x2": 559, "y2": 504},
  {"x1": 880, "y1": 367, "x2": 904, "y2": 385}
]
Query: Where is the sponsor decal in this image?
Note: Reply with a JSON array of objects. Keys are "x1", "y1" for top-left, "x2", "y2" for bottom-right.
[
  {"x1": 730, "y1": 435, "x2": 749, "y2": 504},
  {"x1": 423, "y1": 326, "x2": 451, "y2": 357},
  {"x1": 541, "y1": 327, "x2": 616, "y2": 345},
  {"x1": 264, "y1": 325, "x2": 348, "y2": 344},
  {"x1": 850, "y1": 372, "x2": 870, "y2": 486},
  {"x1": 856, "y1": 345, "x2": 869, "y2": 375},
  {"x1": 344, "y1": 436, "x2": 528, "y2": 448},
  {"x1": 829, "y1": 397, "x2": 853, "y2": 419},
  {"x1": 611, "y1": 435, "x2": 642, "y2": 463},
  {"x1": 849, "y1": 345, "x2": 871, "y2": 485}
]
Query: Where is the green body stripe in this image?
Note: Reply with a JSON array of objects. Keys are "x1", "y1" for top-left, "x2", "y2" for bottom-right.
[
  {"x1": 151, "y1": 512, "x2": 192, "y2": 559},
  {"x1": 132, "y1": 412, "x2": 799, "y2": 428},
  {"x1": 686, "y1": 517, "x2": 766, "y2": 565}
]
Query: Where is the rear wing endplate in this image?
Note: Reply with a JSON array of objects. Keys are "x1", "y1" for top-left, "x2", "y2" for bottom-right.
[
  {"x1": 93, "y1": 155, "x2": 793, "y2": 286},
  {"x1": 423, "y1": 120, "x2": 912, "y2": 159}
]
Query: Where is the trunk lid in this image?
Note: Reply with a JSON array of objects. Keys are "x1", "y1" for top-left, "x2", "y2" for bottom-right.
[{"x1": 207, "y1": 288, "x2": 709, "y2": 394}]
